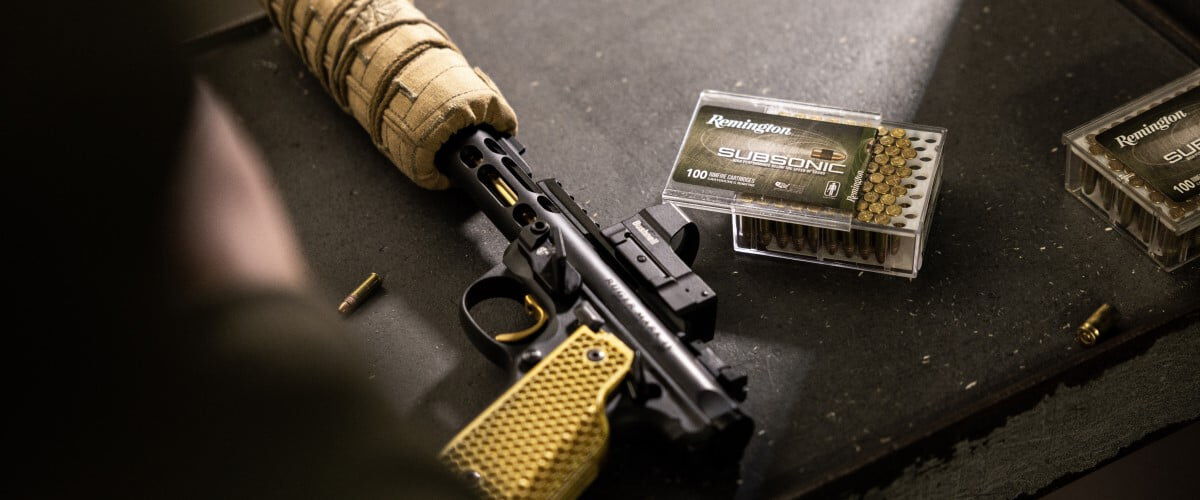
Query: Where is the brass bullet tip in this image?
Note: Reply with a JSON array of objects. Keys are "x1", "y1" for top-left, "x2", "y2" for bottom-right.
[{"x1": 339, "y1": 272, "x2": 383, "y2": 315}]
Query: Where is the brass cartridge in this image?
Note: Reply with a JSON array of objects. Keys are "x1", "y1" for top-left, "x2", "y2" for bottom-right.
[
  {"x1": 1076, "y1": 303, "x2": 1118, "y2": 346},
  {"x1": 338, "y1": 272, "x2": 383, "y2": 315}
]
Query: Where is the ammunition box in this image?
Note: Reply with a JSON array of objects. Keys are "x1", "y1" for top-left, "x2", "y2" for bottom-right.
[
  {"x1": 1063, "y1": 70, "x2": 1200, "y2": 271},
  {"x1": 663, "y1": 91, "x2": 947, "y2": 278}
]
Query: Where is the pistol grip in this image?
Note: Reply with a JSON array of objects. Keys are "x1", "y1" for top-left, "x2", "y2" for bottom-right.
[{"x1": 440, "y1": 326, "x2": 634, "y2": 499}]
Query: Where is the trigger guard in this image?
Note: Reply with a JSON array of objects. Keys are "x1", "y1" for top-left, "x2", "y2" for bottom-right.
[{"x1": 460, "y1": 267, "x2": 555, "y2": 368}]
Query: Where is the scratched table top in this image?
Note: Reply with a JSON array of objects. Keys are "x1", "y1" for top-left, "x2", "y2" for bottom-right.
[{"x1": 196, "y1": 0, "x2": 1199, "y2": 497}]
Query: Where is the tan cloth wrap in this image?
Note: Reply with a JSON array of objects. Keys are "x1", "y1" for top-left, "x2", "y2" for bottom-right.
[{"x1": 261, "y1": 0, "x2": 518, "y2": 189}]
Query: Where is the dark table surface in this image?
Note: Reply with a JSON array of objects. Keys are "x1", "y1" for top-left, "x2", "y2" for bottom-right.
[{"x1": 195, "y1": 0, "x2": 1200, "y2": 497}]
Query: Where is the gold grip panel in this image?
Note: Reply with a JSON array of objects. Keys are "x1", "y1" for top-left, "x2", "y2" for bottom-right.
[{"x1": 440, "y1": 326, "x2": 634, "y2": 499}]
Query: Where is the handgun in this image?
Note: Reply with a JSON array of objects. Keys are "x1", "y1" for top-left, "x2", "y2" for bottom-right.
[
  {"x1": 436, "y1": 127, "x2": 753, "y2": 498},
  {"x1": 255, "y1": 0, "x2": 752, "y2": 496}
]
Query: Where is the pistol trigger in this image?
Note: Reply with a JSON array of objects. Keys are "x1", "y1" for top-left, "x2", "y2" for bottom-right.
[{"x1": 494, "y1": 295, "x2": 548, "y2": 343}]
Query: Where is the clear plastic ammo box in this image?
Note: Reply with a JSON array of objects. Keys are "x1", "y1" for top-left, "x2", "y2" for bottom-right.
[
  {"x1": 662, "y1": 91, "x2": 947, "y2": 278},
  {"x1": 1063, "y1": 70, "x2": 1200, "y2": 271}
]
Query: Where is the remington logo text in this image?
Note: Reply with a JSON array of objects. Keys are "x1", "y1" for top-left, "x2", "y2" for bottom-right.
[
  {"x1": 707, "y1": 114, "x2": 793, "y2": 136},
  {"x1": 1115, "y1": 110, "x2": 1187, "y2": 147}
]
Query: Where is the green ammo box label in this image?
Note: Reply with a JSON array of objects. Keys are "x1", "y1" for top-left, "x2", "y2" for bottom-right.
[
  {"x1": 1097, "y1": 85, "x2": 1200, "y2": 203},
  {"x1": 671, "y1": 105, "x2": 876, "y2": 212}
]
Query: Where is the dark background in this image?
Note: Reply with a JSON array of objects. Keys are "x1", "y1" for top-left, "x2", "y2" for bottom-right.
[{"x1": 188, "y1": 0, "x2": 1198, "y2": 497}]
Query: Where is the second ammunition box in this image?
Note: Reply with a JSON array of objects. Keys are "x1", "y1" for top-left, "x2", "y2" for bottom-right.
[{"x1": 1063, "y1": 70, "x2": 1200, "y2": 271}]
